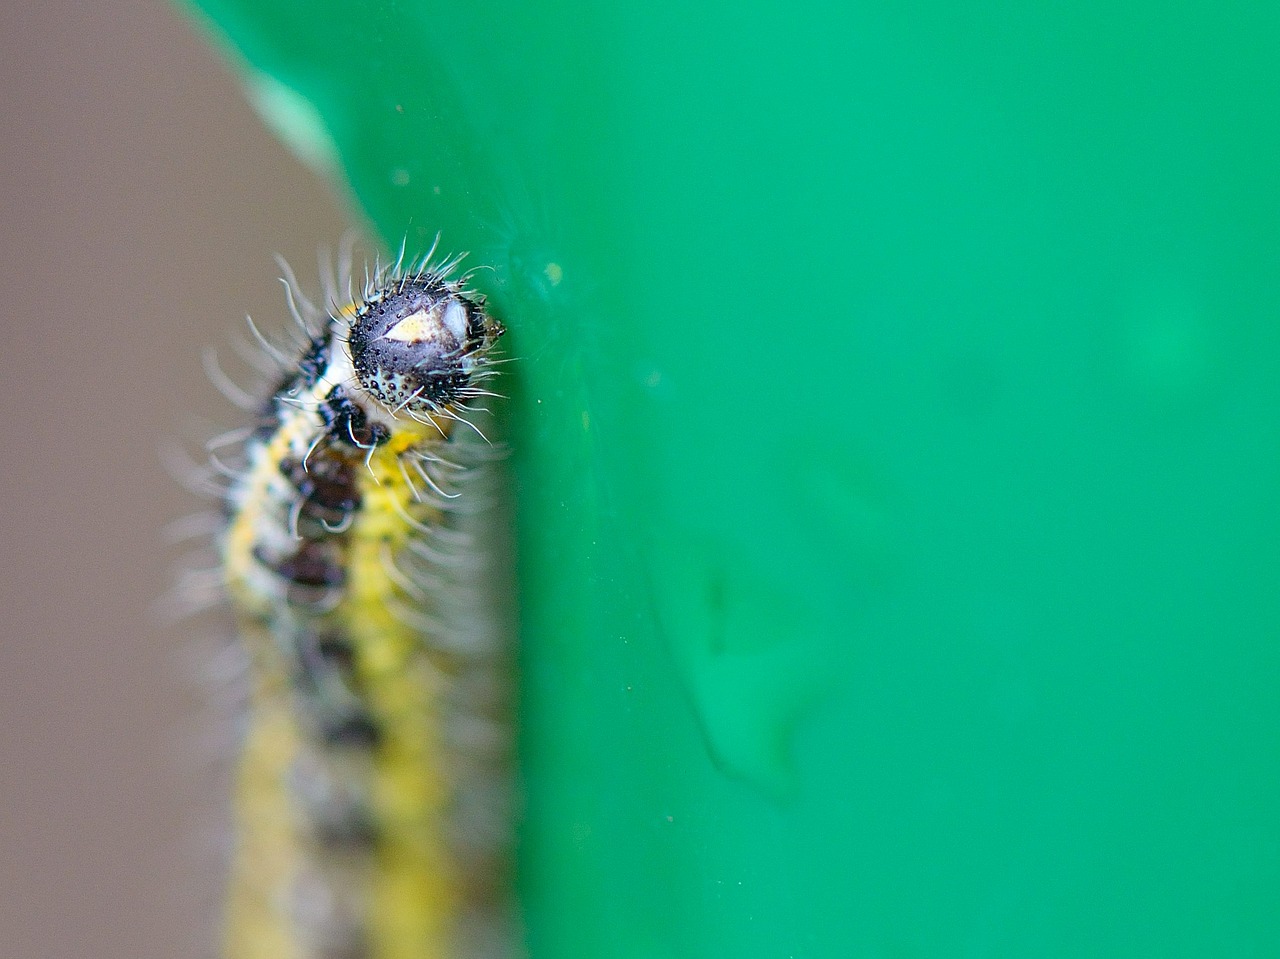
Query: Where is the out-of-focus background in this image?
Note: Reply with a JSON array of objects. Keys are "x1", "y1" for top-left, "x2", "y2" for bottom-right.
[{"x1": 0, "y1": 3, "x2": 346, "y2": 957}]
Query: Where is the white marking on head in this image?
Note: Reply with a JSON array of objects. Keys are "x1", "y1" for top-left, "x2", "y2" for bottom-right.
[
  {"x1": 385, "y1": 305, "x2": 444, "y2": 343},
  {"x1": 443, "y1": 298, "x2": 468, "y2": 342}
]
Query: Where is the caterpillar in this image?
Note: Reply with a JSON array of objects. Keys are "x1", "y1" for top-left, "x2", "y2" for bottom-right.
[{"x1": 213, "y1": 246, "x2": 514, "y2": 959}]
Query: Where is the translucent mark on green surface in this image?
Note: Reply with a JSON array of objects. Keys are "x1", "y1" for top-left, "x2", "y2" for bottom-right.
[
  {"x1": 648, "y1": 439, "x2": 903, "y2": 801},
  {"x1": 243, "y1": 72, "x2": 338, "y2": 175},
  {"x1": 652, "y1": 541, "x2": 825, "y2": 801}
]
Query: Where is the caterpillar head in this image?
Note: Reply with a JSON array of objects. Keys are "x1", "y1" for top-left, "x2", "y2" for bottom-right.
[{"x1": 347, "y1": 275, "x2": 503, "y2": 417}]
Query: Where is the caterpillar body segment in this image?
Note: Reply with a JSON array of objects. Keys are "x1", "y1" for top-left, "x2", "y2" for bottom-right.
[{"x1": 219, "y1": 254, "x2": 513, "y2": 959}]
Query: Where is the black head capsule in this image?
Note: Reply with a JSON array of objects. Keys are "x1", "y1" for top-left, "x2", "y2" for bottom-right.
[{"x1": 347, "y1": 274, "x2": 502, "y2": 416}]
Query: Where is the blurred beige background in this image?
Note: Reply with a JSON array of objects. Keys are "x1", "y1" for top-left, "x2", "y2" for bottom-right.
[{"x1": 1, "y1": 3, "x2": 349, "y2": 957}]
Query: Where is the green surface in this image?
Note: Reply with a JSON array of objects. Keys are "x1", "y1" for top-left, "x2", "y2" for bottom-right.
[{"x1": 184, "y1": 1, "x2": 1280, "y2": 955}]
